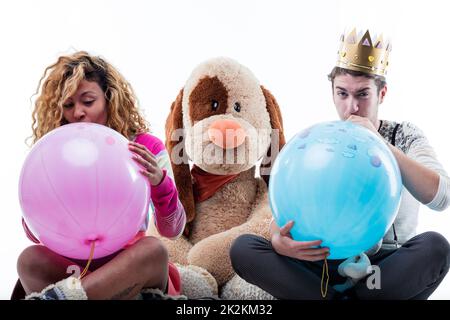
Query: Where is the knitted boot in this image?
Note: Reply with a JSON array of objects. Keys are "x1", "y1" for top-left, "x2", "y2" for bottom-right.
[{"x1": 25, "y1": 276, "x2": 87, "y2": 300}]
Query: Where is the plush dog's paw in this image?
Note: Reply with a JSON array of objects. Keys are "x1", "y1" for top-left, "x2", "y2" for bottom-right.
[
  {"x1": 176, "y1": 264, "x2": 219, "y2": 299},
  {"x1": 337, "y1": 252, "x2": 371, "y2": 281},
  {"x1": 221, "y1": 275, "x2": 276, "y2": 300}
]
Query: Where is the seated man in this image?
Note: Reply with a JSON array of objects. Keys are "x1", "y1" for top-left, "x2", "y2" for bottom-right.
[{"x1": 230, "y1": 29, "x2": 450, "y2": 300}]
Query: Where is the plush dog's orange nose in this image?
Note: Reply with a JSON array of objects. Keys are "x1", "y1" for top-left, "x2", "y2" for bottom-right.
[{"x1": 208, "y1": 119, "x2": 247, "y2": 149}]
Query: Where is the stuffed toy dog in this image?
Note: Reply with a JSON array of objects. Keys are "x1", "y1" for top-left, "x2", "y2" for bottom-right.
[{"x1": 149, "y1": 57, "x2": 285, "y2": 298}]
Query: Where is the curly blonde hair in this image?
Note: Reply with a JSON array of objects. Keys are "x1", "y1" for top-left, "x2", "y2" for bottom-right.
[{"x1": 30, "y1": 51, "x2": 149, "y2": 144}]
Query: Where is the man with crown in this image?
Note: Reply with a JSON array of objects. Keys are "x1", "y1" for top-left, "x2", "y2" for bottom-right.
[{"x1": 230, "y1": 29, "x2": 450, "y2": 299}]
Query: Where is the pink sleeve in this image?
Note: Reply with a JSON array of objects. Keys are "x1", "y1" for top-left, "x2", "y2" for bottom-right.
[
  {"x1": 135, "y1": 133, "x2": 186, "y2": 239},
  {"x1": 150, "y1": 171, "x2": 186, "y2": 239}
]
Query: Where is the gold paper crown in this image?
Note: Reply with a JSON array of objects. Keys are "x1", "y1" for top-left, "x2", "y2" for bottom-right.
[{"x1": 336, "y1": 28, "x2": 392, "y2": 76}]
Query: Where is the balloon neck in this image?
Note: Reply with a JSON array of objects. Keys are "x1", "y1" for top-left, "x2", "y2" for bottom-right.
[{"x1": 84, "y1": 235, "x2": 103, "y2": 245}]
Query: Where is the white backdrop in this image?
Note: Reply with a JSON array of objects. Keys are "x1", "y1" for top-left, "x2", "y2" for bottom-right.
[{"x1": 0, "y1": 0, "x2": 449, "y2": 299}]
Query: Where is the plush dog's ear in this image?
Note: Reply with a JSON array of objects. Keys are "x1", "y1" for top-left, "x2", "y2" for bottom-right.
[
  {"x1": 165, "y1": 88, "x2": 195, "y2": 237},
  {"x1": 260, "y1": 86, "x2": 286, "y2": 185}
]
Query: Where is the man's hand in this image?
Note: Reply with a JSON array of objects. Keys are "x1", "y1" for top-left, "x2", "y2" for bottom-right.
[
  {"x1": 271, "y1": 220, "x2": 330, "y2": 261},
  {"x1": 347, "y1": 115, "x2": 380, "y2": 136}
]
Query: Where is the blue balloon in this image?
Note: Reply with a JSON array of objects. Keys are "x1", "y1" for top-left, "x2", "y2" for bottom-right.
[{"x1": 269, "y1": 121, "x2": 402, "y2": 259}]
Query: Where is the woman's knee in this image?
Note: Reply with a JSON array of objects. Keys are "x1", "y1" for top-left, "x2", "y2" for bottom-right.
[
  {"x1": 18, "y1": 245, "x2": 47, "y2": 270},
  {"x1": 133, "y1": 237, "x2": 169, "y2": 289},
  {"x1": 17, "y1": 245, "x2": 53, "y2": 278},
  {"x1": 133, "y1": 236, "x2": 169, "y2": 267}
]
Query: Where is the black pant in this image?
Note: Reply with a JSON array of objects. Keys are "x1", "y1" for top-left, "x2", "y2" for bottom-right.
[{"x1": 230, "y1": 232, "x2": 450, "y2": 300}]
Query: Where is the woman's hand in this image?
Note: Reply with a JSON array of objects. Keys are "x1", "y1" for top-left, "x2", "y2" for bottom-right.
[
  {"x1": 271, "y1": 220, "x2": 330, "y2": 261},
  {"x1": 128, "y1": 142, "x2": 164, "y2": 186}
]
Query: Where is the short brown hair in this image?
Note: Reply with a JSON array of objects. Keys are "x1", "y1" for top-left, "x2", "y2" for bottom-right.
[{"x1": 328, "y1": 67, "x2": 387, "y2": 93}]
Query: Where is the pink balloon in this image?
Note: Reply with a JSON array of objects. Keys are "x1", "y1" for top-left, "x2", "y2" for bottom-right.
[{"x1": 19, "y1": 123, "x2": 150, "y2": 259}]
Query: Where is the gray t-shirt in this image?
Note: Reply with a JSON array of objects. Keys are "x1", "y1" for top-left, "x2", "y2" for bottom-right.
[{"x1": 376, "y1": 120, "x2": 450, "y2": 251}]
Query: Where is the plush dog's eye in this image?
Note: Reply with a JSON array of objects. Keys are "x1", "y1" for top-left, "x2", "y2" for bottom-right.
[
  {"x1": 234, "y1": 102, "x2": 241, "y2": 113},
  {"x1": 211, "y1": 100, "x2": 219, "y2": 111}
]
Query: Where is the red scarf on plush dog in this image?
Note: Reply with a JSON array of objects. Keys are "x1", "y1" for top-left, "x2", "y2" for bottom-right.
[{"x1": 191, "y1": 165, "x2": 239, "y2": 202}]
